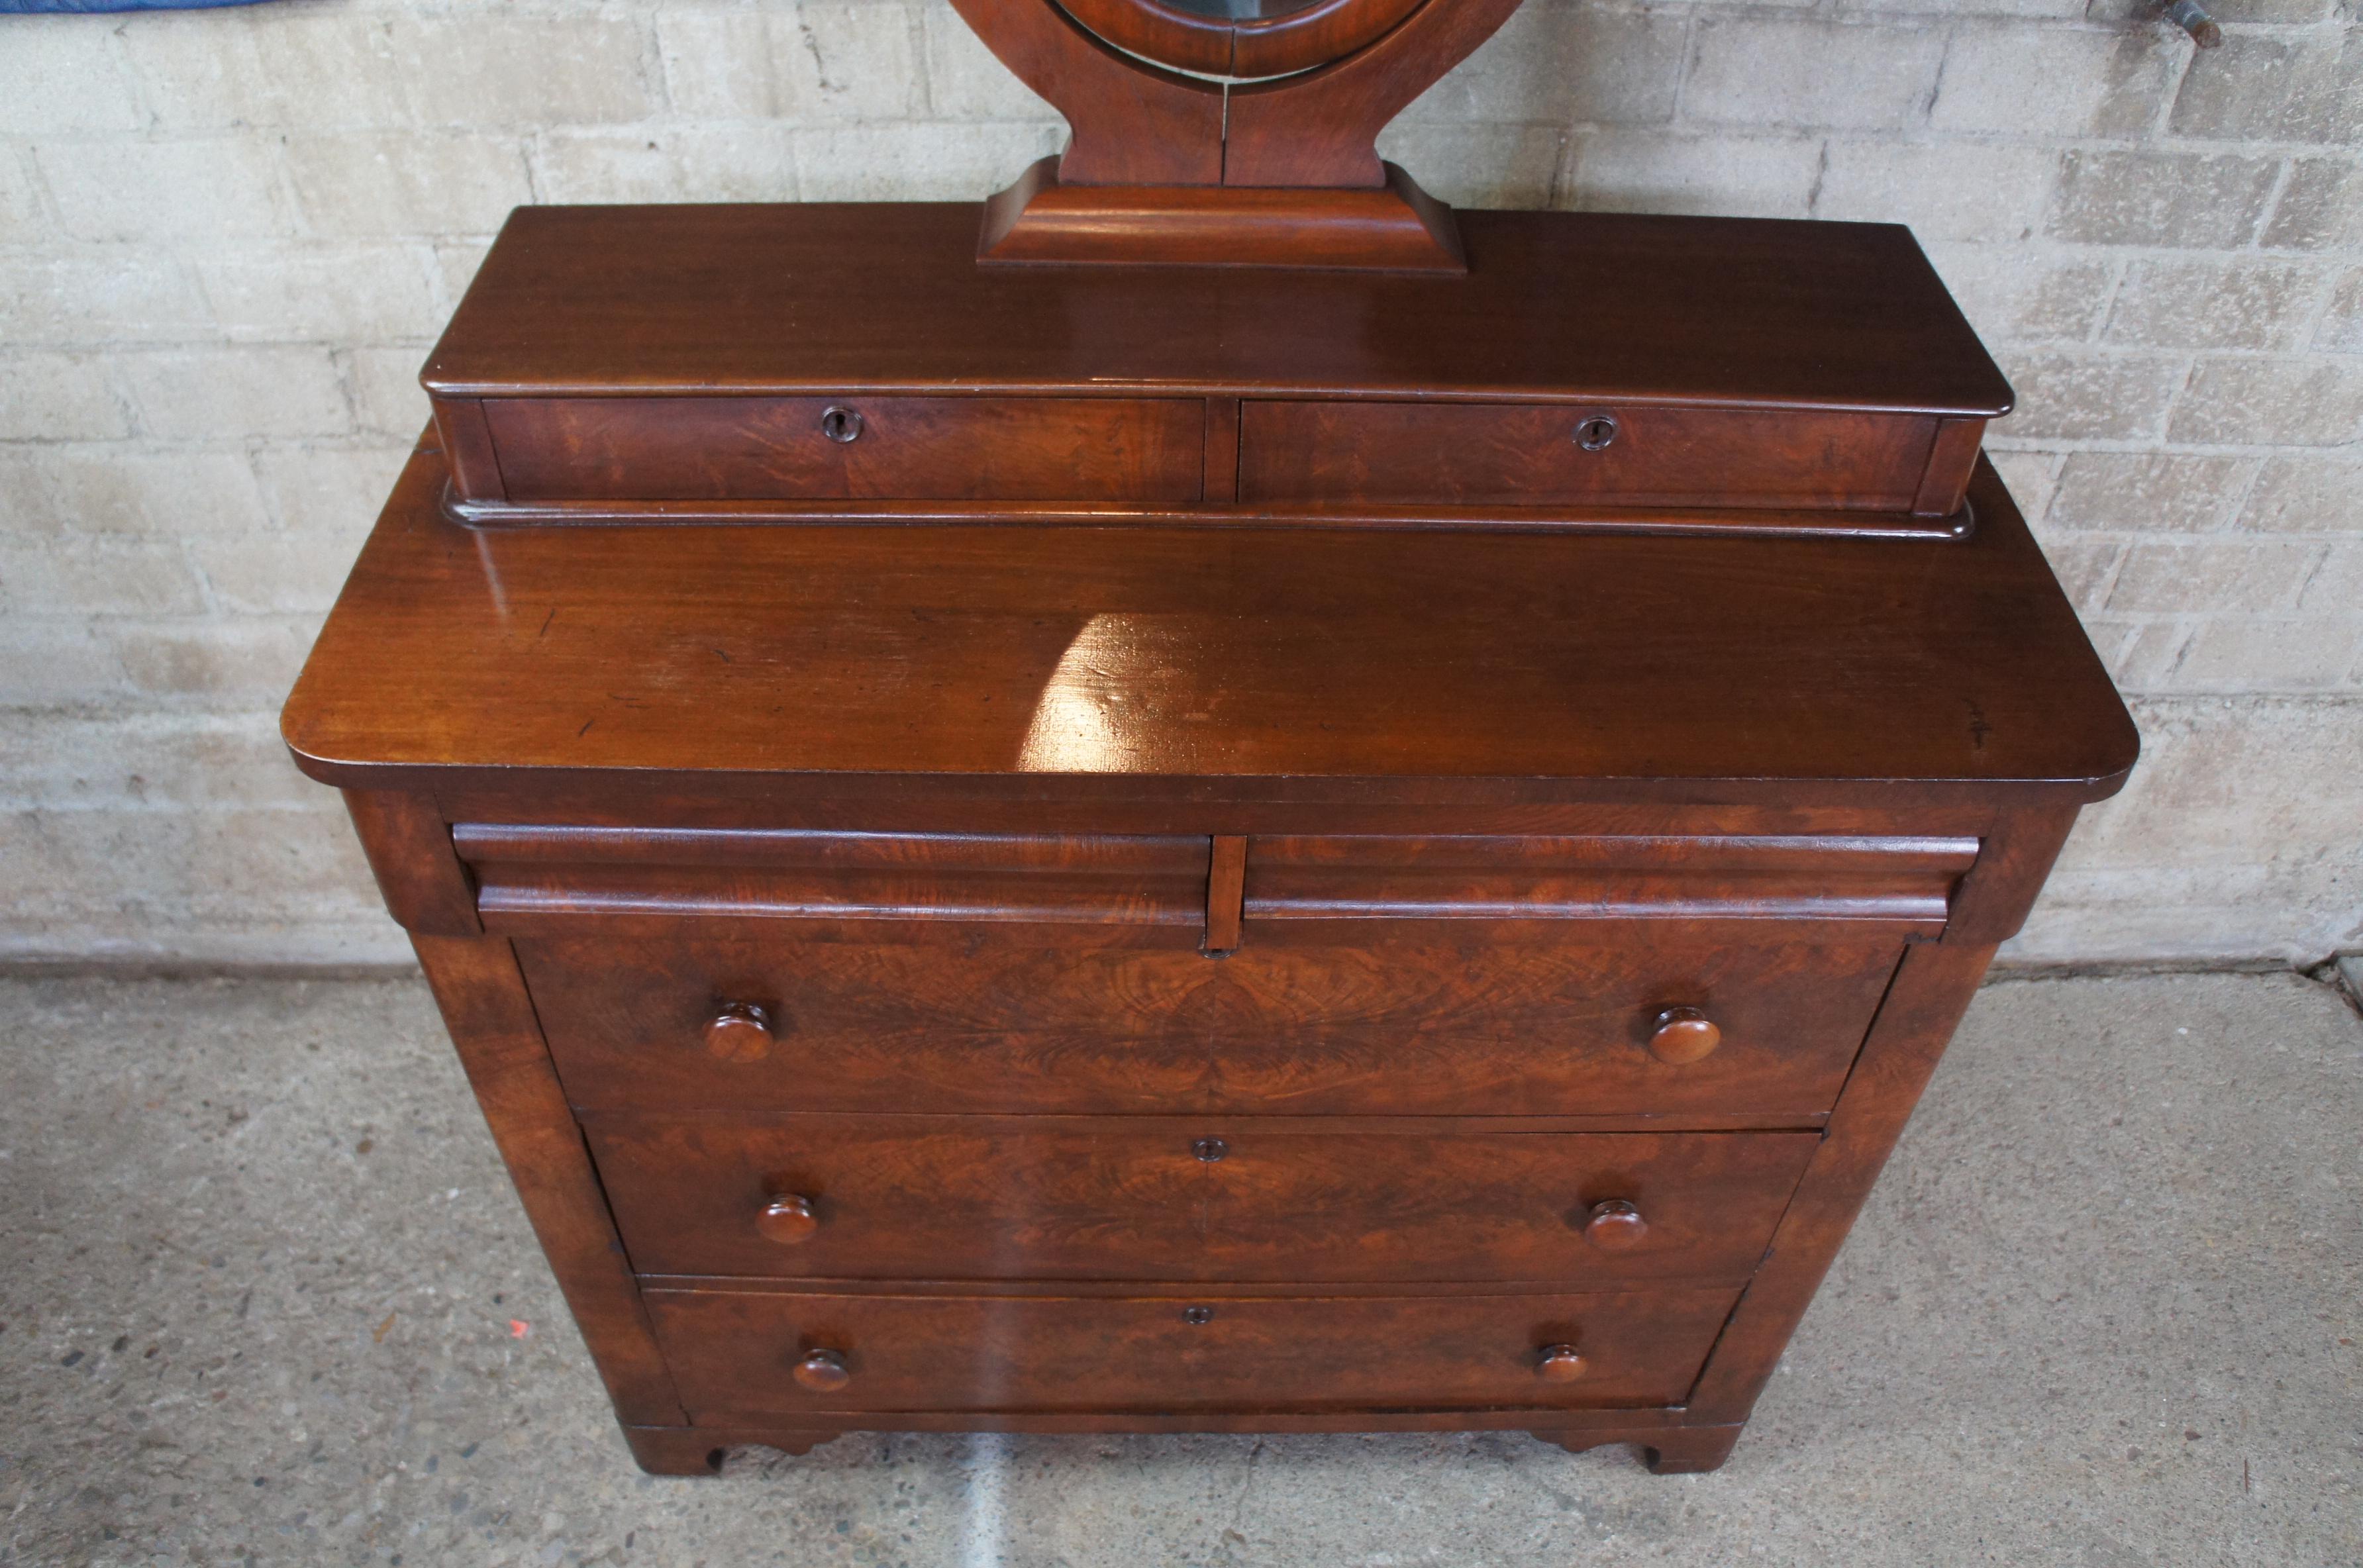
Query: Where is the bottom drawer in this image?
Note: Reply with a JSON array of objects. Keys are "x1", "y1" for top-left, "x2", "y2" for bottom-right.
[{"x1": 643, "y1": 1285, "x2": 1739, "y2": 1418}]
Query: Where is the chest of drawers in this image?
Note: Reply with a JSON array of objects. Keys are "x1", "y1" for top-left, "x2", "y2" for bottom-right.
[{"x1": 283, "y1": 203, "x2": 2136, "y2": 1476}]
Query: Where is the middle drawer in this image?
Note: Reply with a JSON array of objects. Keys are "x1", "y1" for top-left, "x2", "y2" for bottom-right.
[
  {"x1": 521, "y1": 931, "x2": 1907, "y2": 1119},
  {"x1": 589, "y1": 1118, "x2": 1819, "y2": 1286}
]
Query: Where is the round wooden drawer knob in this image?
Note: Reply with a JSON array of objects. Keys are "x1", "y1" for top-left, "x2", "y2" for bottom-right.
[
  {"x1": 758, "y1": 1193, "x2": 821, "y2": 1244},
  {"x1": 1647, "y1": 1006, "x2": 1721, "y2": 1064},
  {"x1": 1536, "y1": 1344, "x2": 1588, "y2": 1383},
  {"x1": 704, "y1": 1002, "x2": 774, "y2": 1063},
  {"x1": 793, "y1": 1348, "x2": 850, "y2": 1391},
  {"x1": 1584, "y1": 1199, "x2": 1648, "y2": 1250}
]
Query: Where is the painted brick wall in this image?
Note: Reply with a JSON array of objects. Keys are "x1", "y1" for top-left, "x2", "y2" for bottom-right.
[{"x1": 2, "y1": 0, "x2": 2358, "y2": 967}]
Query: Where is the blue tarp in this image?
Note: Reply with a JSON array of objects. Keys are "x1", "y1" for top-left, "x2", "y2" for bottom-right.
[{"x1": 1, "y1": 0, "x2": 280, "y2": 11}]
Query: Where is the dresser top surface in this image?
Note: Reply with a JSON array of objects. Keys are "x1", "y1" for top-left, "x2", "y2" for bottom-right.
[
  {"x1": 422, "y1": 203, "x2": 2012, "y2": 416},
  {"x1": 282, "y1": 447, "x2": 2136, "y2": 804}
]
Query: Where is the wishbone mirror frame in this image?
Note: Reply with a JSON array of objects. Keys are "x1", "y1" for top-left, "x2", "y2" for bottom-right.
[{"x1": 1055, "y1": 0, "x2": 1433, "y2": 80}]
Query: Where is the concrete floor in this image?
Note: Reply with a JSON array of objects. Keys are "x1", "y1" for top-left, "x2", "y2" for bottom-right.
[{"x1": 0, "y1": 972, "x2": 2356, "y2": 1567}]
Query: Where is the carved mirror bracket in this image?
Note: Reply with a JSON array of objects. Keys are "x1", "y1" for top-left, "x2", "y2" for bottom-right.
[{"x1": 951, "y1": 0, "x2": 1527, "y2": 271}]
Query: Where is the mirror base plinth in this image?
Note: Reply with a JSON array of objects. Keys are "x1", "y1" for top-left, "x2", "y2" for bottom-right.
[{"x1": 978, "y1": 157, "x2": 1468, "y2": 274}]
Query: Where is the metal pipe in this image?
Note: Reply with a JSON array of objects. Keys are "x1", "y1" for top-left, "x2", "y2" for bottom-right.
[{"x1": 2162, "y1": 0, "x2": 2223, "y2": 48}]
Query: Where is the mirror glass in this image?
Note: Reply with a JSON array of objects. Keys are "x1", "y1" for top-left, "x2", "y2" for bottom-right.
[{"x1": 1156, "y1": 0, "x2": 1327, "y2": 17}]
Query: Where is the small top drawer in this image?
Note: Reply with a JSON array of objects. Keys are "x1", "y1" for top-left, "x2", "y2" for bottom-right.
[
  {"x1": 1236, "y1": 400, "x2": 1962, "y2": 516},
  {"x1": 474, "y1": 395, "x2": 1207, "y2": 505}
]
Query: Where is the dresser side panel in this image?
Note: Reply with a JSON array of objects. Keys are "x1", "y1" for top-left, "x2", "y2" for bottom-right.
[
  {"x1": 1682, "y1": 936, "x2": 1997, "y2": 1422},
  {"x1": 411, "y1": 933, "x2": 687, "y2": 1426},
  {"x1": 1683, "y1": 803, "x2": 2086, "y2": 1426}
]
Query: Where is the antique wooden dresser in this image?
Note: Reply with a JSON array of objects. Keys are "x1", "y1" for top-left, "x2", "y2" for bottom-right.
[{"x1": 281, "y1": 197, "x2": 2136, "y2": 1475}]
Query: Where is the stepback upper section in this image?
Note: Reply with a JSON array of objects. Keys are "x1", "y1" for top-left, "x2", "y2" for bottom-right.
[{"x1": 420, "y1": 203, "x2": 2013, "y2": 534}]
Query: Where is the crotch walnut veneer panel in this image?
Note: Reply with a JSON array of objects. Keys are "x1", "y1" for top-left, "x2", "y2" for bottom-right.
[
  {"x1": 496, "y1": 828, "x2": 1960, "y2": 1118},
  {"x1": 518, "y1": 931, "x2": 1909, "y2": 1119}
]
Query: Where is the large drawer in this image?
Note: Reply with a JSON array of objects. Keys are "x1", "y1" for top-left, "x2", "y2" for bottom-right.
[
  {"x1": 522, "y1": 931, "x2": 1906, "y2": 1118},
  {"x1": 478, "y1": 395, "x2": 1206, "y2": 503},
  {"x1": 591, "y1": 1119, "x2": 1819, "y2": 1285},
  {"x1": 642, "y1": 1285, "x2": 1740, "y2": 1417},
  {"x1": 1236, "y1": 400, "x2": 1953, "y2": 514}
]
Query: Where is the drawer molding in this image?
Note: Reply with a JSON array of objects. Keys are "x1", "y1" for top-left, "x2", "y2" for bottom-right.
[
  {"x1": 1245, "y1": 833, "x2": 1978, "y2": 930},
  {"x1": 462, "y1": 826, "x2": 1977, "y2": 938},
  {"x1": 460, "y1": 826, "x2": 1221, "y2": 930},
  {"x1": 441, "y1": 485, "x2": 1975, "y2": 540}
]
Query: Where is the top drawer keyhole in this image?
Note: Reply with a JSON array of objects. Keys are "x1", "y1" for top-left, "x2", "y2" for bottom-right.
[
  {"x1": 1575, "y1": 413, "x2": 1618, "y2": 452},
  {"x1": 820, "y1": 405, "x2": 865, "y2": 444}
]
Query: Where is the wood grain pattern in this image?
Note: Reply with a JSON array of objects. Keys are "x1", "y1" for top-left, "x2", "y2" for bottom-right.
[
  {"x1": 1242, "y1": 832, "x2": 1975, "y2": 930},
  {"x1": 419, "y1": 205, "x2": 2011, "y2": 416},
  {"x1": 1201, "y1": 398, "x2": 1240, "y2": 503},
  {"x1": 458, "y1": 826, "x2": 1970, "y2": 931},
  {"x1": 976, "y1": 158, "x2": 1466, "y2": 273},
  {"x1": 281, "y1": 456, "x2": 2135, "y2": 803},
  {"x1": 642, "y1": 1285, "x2": 1742, "y2": 1417},
  {"x1": 517, "y1": 930, "x2": 1905, "y2": 1117},
  {"x1": 428, "y1": 791, "x2": 2007, "y2": 841},
  {"x1": 584, "y1": 1118, "x2": 1819, "y2": 1284},
  {"x1": 1238, "y1": 401, "x2": 1940, "y2": 512},
  {"x1": 1055, "y1": 0, "x2": 1237, "y2": 75},
  {"x1": 460, "y1": 826, "x2": 1213, "y2": 928},
  {"x1": 1913, "y1": 418, "x2": 1987, "y2": 517},
  {"x1": 1205, "y1": 834, "x2": 1246, "y2": 952},
  {"x1": 1939, "y1": 804, "x2": 2084, "y2": 946},
  {"x1": 340, "y1": 789, "x2": 479, "y2": 936},
  {"x1": 483, "y1": 395, "x2": 1205, "y2": 505},
  {"x1": 432, "y1": 398, "x2": 505, "y2": 503},
  {"x1": 284, "y1": 195, "x2": 2137, "y2": 1480},
  {"x1": 941, "y1": 0, "x2": 1506, "y2": 265}
]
